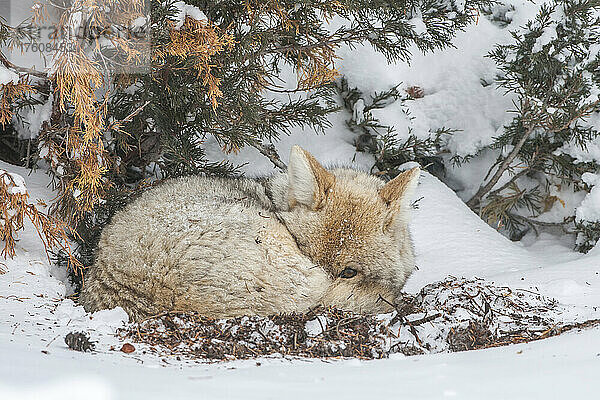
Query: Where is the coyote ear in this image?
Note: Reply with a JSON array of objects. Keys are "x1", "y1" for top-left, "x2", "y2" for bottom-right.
[
  {"x1": 287, "y1": 145, "x2": 334, "y2": 209},
  {"x1": 379, "y1": 167, "x2": 420, "y2": 214}
]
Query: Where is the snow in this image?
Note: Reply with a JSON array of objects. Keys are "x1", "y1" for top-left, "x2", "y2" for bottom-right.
[
  {"x1": 171, "y1": 1, "x2": 208, "y2": 29},
  {"x1": 409, "y1": 17, "x2": 428, "y2": 36},
  {"x1": 2, "y1": 329, "x2": 599, "y2": 399},
  {"x1": 558, "y1": 114, "x2": 600, "y2": 164},
  {"x1": 203, "y1": 108, "x2": 374, "y2": 177},
  {"x1": 1, "y1": 0, "x2": 600, "y2": 398},
  {"x1": 532, "y1": 24, "x2": 557, "y2": 53},
  {"x1": 0, "y1": 65, "x2": 19, "y2": 85},
  {"x1": 576, "y1": 172, "x2": 600, "y2": 223},
  {"x1": 305, "y1": 316, "x2": 328, "y2": 337},
  {"x1": 0, "y1": 377, "x2": 113, "y2": 400},
  {"x1": 336, "y1": 15, "x2": 516, "y2": 159},
  {"x1": 352, "y1": 98, "x2": 365, "y2": 125},
  {"x1": 1, "y1": 168, "x2": 28, "y2": 195}
]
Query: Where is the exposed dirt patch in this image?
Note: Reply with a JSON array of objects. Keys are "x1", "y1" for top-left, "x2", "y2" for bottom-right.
[{"x1": 118, "y1": 277, "x2": 600, "y2": 361}]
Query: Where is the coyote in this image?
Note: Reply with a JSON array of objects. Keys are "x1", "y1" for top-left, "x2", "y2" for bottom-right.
[{"x1": 80, "y1": 146, "x2": 420, "y2": 320}]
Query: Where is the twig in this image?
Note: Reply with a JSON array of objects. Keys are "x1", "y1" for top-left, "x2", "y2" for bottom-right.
[
  {"x1": 487, "y1": 167, "x2": 531, "y2": 198},
  {"x1": 406, "y1": 313, "x2": 442, "y2": 326},
  {"x1": 0, "y1": 51, "x2": 48, "y2": 78},
  {"x1": 45, "y1": 334, "x2": 61, "y2": 348},
  {"x1": 252, "y1": 142, "x2": 287, "y2": 171},
  {"x1": 253, "y1": 29, "x2": 369, "y2": 59},
  {"x1": 508, "y1": 213, "x2": 574, "y2": 235},
  {"x1": 107, "y1": 100, "x2": 151, "y2": 132}
]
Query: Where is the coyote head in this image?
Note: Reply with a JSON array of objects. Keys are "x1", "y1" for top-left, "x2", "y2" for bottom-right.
[{"x1": 271, "y1": 145, "x2": 420, "y2": 314}]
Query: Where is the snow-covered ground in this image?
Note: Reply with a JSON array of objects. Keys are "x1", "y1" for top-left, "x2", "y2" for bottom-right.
[
  {"x1": 2, "y1": 1, "x2": 600, "y2": 398},
  {"x1": 1, "y1": 158, "x2": 599, "y2": 399}
]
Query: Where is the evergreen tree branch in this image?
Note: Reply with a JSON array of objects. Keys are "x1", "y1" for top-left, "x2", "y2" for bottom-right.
[
  {"x1": 508, "y1": 213, "x2": 574, "y2": 235},
  {"x1": 467, "y1": 99, "x2": 599, "y2": 210},
  {"x1": 254, "y1": 31, "x2": 367, "y2": 59},
  {"x1": 0, "y1": 51, "x2": 47, "y2": 78},
  {"x1": 466, "y1": 123, "x2": 536, "y2": 210}
]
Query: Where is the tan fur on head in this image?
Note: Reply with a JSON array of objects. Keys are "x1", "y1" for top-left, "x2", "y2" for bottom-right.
[
  {"x1": 380, "y1": 167, "x2": 420, "y2": 210},
  {"x1": 380, "y1": 167, "x2": 420, "y2": 231},
  {"x1": 80, "y1": 145, "x2": 420, "y2": 320},
  {"x1": 274, "y1": 148, "x2": 420, "y2": 314}
]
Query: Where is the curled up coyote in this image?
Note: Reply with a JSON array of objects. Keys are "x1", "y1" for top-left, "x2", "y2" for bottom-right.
[{"x1": 80, "y1": 146, "x2": 420, "y2": 320}]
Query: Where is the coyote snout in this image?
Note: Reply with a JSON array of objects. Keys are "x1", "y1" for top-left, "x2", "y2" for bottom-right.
[{"x1": 80, "y1": 146, "x2": 419, "y2": 320}]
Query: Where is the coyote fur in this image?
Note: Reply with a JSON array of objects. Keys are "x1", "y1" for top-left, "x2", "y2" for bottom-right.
[{"x1": 80, "y1": 146, "x2": 420, "y2": 320}]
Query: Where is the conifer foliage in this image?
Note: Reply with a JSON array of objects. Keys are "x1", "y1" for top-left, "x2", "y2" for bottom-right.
[
  {"x1": 110, "y1": 0, "x2": 494, "y2": 186},
  {"x1": 464, "y1": 0, "x2": 600, "y2": 244},
  {"x1": 339, "y1": 77, "x2": 451, "y2": 178}
]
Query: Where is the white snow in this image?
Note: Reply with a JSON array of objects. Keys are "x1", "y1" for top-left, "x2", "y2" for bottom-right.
[
  {"x1": 0, "y1": 65, "x2": 19, "y2": 85},
  {"x1": 576, "y1": 172, "x2": 600, "y2": 223},
  {"x1": 558, "y1": 117, "x2": 600, "y2": 164},
  {"x1": 305, "y1": 316, "x2": 328, "y2": 337},
  {"x1": 409, "y1": 17, "x2": 428, "y2": 36},
  {"x1": 171, "y1": 1, "x2": 208, "y2": 29},
  {"x1": 532, "y1": 24, "x2": 557, "y2": 53},
  {"x1": 337, "y1": 14, "x2": 515, "y2": 158},
  {"x1": 1, "y1": 0, "x2": 600, "y2": 398},
  {"x1": 0, "y1": 377, "x2": 113, "y2": 400},
  {"x1": 1, "y1": 168, "x2": 28, "y2": 195},
  {"x1": 352, "y1": 98, "x2": 366, "y2": 125}
]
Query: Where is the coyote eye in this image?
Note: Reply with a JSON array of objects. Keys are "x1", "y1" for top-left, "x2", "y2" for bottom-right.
[{"x1": 339, "y1": 268, "x2": 357, "y2": 279}]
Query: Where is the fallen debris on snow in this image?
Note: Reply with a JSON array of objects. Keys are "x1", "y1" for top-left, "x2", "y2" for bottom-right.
[
  {"x1": 64, "y1": 331, "x2": 95, "y2": 352},
  {"x1": 118, "y1": 277, "x2": 600, "y2": 361}
]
